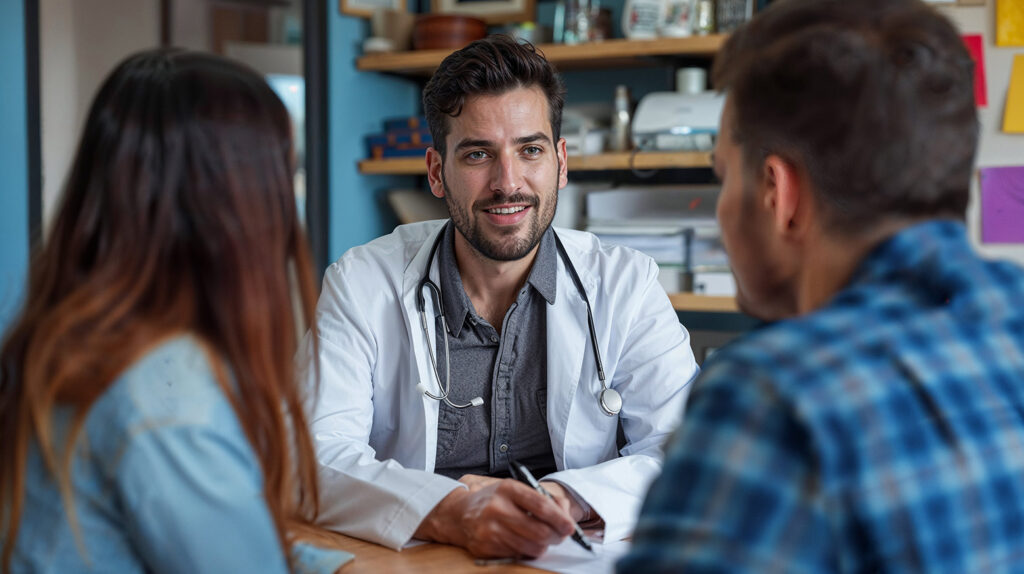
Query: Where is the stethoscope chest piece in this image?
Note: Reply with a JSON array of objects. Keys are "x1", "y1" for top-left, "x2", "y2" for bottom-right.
[{"x1": 599, "y1": 387, "x2": 622, "y2": 416}]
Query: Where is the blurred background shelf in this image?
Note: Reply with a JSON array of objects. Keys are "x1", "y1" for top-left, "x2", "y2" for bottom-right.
[
  {"x1": 358, "y1": 151, "x2": 712, "y2": 175},
  {"x1": 357, "y1": 35, "x2": 729, "y2": 76},
  {"x1": 572, "y1": 151, "x2": 712, "y2": 171}
]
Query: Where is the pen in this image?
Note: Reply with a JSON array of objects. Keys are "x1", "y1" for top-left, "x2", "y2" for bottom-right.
[{"x1": 508, "y1": 459, "x2": 594, "y2": 554}]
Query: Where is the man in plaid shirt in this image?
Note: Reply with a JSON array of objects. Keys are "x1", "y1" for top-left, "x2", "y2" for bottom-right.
[{"x1": 619, "y1": 0, "x2": 1024, "y2": 572}]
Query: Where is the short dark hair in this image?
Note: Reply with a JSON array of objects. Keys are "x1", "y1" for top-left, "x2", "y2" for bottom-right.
[
  {"x1": 713, "y1": 0, "x2": 978, "y2": 233},
  {"x1": 423, "y1": 35, "x2": 566, "y2": 158}
]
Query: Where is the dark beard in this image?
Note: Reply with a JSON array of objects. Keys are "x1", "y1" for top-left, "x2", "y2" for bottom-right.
[{"x1": 441, "y1": 170, "x2": 559, "y2": 262}]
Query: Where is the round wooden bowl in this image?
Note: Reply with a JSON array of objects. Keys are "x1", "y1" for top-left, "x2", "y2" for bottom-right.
[{"x1": 413, "y1": 14, "x2": 487, "y2": 51}]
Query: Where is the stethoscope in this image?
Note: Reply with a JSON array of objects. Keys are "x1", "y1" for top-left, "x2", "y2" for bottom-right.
[{"x1": 414, "y1": 227, "x2": 623, "y2": 417}]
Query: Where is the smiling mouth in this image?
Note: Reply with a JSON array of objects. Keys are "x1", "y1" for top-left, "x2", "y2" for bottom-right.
[{"x1": 484, "y1": 206, "x2": 528, "y2": 215}]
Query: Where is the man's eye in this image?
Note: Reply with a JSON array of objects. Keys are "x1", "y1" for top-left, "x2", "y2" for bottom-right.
[
  {"x1": 524, "y1": 146, "x2": 542, "y2": 155},
  {"x1": 467, "y1": 151, "x2": 489, "y2": 160}
]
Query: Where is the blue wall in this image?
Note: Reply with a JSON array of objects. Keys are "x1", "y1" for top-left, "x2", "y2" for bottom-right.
[
  {"x1": 0, "y1": 1, "x2": 30, "y2": 332},
  {"x1": 327, "y1": 13, "x2": 419, "y2": 263}
]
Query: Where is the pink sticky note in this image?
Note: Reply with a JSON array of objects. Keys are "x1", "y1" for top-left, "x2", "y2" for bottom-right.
[
  {"x1": 962, "y1": 34, "x2": 988, "y2": 107},
  {"x1": 980, "y1": 166, "x2": 1024, "y2": 244}
]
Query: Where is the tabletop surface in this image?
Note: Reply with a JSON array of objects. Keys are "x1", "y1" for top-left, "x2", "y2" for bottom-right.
[{"x1": 291, "y1": 523, "x2": 553, "y2": 574}]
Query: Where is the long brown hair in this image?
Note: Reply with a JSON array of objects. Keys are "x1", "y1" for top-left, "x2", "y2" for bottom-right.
[{"x1": 0, "y1": 49, "x2": 320, "y2": 569}]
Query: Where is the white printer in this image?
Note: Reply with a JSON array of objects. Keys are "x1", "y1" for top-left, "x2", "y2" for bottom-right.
[{"x1": 631, "y1": 91, "x2": 726, "y2": 152}]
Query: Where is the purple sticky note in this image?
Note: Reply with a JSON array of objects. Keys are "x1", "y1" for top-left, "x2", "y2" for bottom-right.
[{"x1": 981, "y1": 166, "x2": 1024, "y2": 244}]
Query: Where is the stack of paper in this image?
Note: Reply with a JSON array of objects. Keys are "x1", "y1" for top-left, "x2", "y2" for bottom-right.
[
  {"x1": 585, "y1": 185, "x2": 725, "y2": 270},
  {"x1": 522, "y1": 537, "x2": 631, "y2": 574}
]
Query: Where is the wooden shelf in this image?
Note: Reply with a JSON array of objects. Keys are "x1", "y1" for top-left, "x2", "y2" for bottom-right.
[
  {"x1": 358, "y1": 157, "x2": 428, "y2": 175},
  {"x1": 358, "y1": 151, "x2": 711, "y2": 175},
  {"x1": 357, "y1": 35, "x2": 728, "y2": 75},
  {"x1": 570, "y1": 151, "x2": 712, "y2": 171},
  {"x1": 669, "y1": 293, "x2": 738, "y2": 313}
]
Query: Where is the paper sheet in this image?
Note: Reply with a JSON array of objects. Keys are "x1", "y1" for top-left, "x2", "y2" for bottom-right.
[
  {"x1": 520, "y1": 537, "x2": 631, "y2": 574},
  {"x1": 997, "y1": 0, "x2": 1024, "y2": 46},
  {"x1": 962, "y1": 34, "x2": 988, "y2": 107},
  {"x1": 980, "y1": 166, "x2": 1024, "y2": 244},
  {"x1": 1004, "y1": 55, "x2": 1024, "y2": 133}
]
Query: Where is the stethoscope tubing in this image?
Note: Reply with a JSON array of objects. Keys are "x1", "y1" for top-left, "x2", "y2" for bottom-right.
[{"x1": 415, "y1": 225, "x2": 621, "y2": 416}]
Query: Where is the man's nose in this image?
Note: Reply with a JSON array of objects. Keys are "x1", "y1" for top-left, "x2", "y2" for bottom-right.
[{"x1": 490, "y1": 154, "x2": 522, "y2": 195}]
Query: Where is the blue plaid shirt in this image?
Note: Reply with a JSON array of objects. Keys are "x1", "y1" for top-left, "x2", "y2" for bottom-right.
[{"x1": 619, "y1": 221, "x2": 1024, "y2": 573}]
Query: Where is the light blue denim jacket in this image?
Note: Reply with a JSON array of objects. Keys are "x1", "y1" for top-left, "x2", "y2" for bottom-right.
[{"x1": 7, "y1": 336, "x2": 351, "y2": 573}]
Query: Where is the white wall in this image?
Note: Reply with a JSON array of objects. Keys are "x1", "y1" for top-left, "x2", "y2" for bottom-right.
[
  {"x1": 940, "y1": 4, "x2": 1024, "y2": 266},
  {"x1": 225, "y1": 42, "x2": 302, "y2": 76},
  {"x1": 39, "y1": 0, "x2": 77, "y2": 234},
  {"x1": 40, "y1": 0, "x2": 159, "y2": 231},
  {"x1": 172, "y1": 0, "x2": 210, "y2": 52}
]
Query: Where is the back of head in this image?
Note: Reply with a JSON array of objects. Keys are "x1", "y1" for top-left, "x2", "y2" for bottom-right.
[
  {"x1": 422, "y1": 34, "x2": 566, "y2": 159},
  {"x1": 713, "y1": 0, "x2": 978, "y2": 234},
  {"x1": 0, "y1": 48, "x2": 319, "y2": 565}
]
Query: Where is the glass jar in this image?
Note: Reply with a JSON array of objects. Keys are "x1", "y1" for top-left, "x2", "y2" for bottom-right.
[{"x1": 693, "y1": 0, "x2": 715, "y2": 35}]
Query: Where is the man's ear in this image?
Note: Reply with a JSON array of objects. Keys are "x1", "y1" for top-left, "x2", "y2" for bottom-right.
[
  {"x1": 761, "y1": 154, "x2": 810, "y2": 240},
  {"x1": 556, "y1": 138, "x2": 568, "y2": 190},
  {"x1": 426, "y1": 147, "x2": 446, "y2": 199}
]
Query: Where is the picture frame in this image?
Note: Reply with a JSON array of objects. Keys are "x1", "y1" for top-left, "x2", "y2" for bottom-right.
[
  {"x1": 340, "y1": 0, "x2": 406, "y2": 19},
  {"x1": 431, "y1": 0, "x2": 536, "y2": 25}
]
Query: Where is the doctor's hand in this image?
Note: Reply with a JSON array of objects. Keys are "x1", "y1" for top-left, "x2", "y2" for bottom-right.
[
  {"x1": 414, "y1": 479, "x2": 576, "y2": 558},
  {"x1": 458, "y1": 473, "x2": 502, "y2": 492},
  {"x1": 537, "y1": 480, "x2": 587, "y2": 523}
]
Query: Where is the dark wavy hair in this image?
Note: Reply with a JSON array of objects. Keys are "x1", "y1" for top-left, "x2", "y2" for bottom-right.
[
  {"x1": 422, "y1": 34, "x2": 566, "y2": 159},
  {"x1": 713, "y1": 0, "x2": 978, "y2": 233},
  {"x1": 0, "y1": 49, "x2": 320, "y2": 569}
]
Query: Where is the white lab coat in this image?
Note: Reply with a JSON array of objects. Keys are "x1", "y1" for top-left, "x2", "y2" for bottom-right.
[{"x1": 299, "y1": 220, "x2": 698, "y2": 549}]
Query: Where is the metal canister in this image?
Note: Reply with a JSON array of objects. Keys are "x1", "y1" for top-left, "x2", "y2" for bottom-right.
[{"x1": 694, "y1": 0, "x2": 716, "y2": 35}]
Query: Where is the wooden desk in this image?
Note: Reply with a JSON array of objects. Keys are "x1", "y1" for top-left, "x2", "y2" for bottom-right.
[
  {"x1": 669, "y1": 293, "x2": 738, "y2": 313},
  {"x1": 291, "y1": 523, "x2": 551, "y2": 573}
]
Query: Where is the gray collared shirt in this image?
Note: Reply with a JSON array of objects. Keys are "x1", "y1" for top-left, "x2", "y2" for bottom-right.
[{"x1": 433, "y1": 222, "x2": 558, "y2": 479}]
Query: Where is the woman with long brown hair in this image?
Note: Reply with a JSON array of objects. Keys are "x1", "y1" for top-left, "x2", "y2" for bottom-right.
[{"x1": 0, "y1": 49, "x2": 346, "y2": 572}]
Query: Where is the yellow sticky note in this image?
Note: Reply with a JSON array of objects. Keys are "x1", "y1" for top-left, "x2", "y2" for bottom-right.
[
  {"x1": 1005, "y1": 55, "x2": 1024, "y2": 133},
  {"x1": 997, "y1": 0, "x2": 1024, "y2": 46}
]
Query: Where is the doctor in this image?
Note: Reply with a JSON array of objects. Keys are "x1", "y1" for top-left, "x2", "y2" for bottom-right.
[{"x1": 299, "y1": 35, "x2": 699, "y2": 559}]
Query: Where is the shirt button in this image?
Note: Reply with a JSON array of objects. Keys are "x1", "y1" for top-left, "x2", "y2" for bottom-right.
[
  {"x1": 499, "y1": 444, "x2": 509, "y2": 453},
  {"x1": 490, "y1": 335, "x2": 499, "y2": 343}
]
